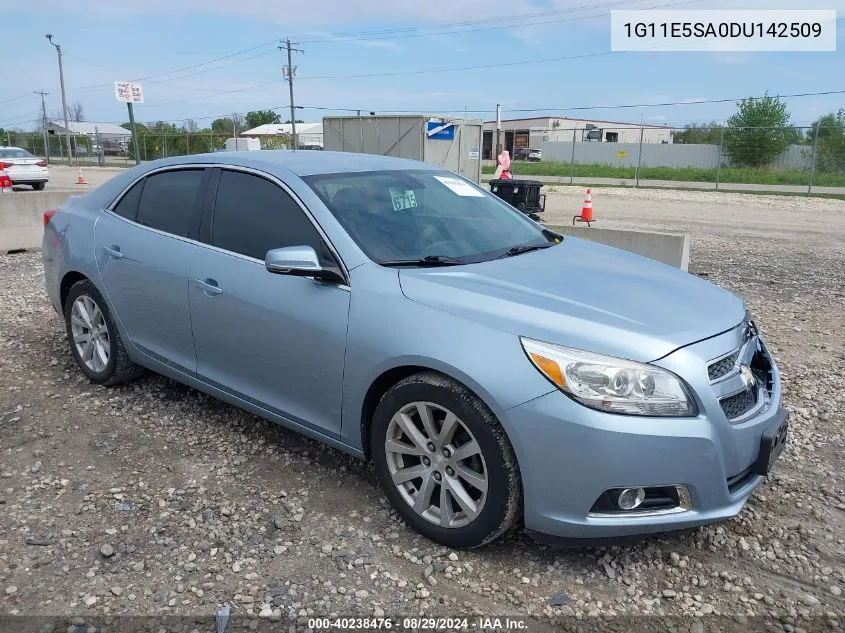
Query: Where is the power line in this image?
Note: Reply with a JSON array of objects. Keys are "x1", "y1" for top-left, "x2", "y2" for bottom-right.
[
  {"x1": 297, "y1": 0, "x2": 700, "y2": 43},
  {"x1": 292, "y1": 0, "x2": 670, "y2": 41},
  {"x1": 0, "y1": 111, "x2": 41, "y2": 128},
  {"x1": 68, "y1": 39, "x2": 280, "y2": 92},
  {"x1": 0, "y1": 93, "x2": 33, "y2": 107},
  {"x1": 497, "y1": 90, "x2": 845, "y2": 114}
]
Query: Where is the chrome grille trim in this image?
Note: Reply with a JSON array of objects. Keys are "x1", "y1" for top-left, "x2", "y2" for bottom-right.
[
  {"x1": 708, "y1": 350, "x2": 739, "y2": 382},
  {"x1": 710, "y1": 318, "x2": 777, "y2": 424}
]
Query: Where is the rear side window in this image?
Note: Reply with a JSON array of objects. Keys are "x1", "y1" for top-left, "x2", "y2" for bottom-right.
[
  {"x1": 211, "y1": 169, "x2": 328, "y2": 262},
  {"x1": 112, "y1": 180, "x2": 144, "y2": 221},
  {"x1": 136, "y1": 169, "x2": 205, "y2": 238},
  {"x1": 0, "y1": 149, "x2": 33, "y2": 159}
]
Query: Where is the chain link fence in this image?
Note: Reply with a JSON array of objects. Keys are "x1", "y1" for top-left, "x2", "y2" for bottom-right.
[
  {"x1": 487, "y1": 125, "x2": 845, "y2": 195},
  {"x1": 3, "y1": 131, "x2": 293, "y2": 168}
]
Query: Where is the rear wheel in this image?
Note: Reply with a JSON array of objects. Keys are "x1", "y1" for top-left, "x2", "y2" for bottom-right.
[
  {"x1": 371, "y1": 372, "x2": 522, "y2": 548},
  {"x1": 64, "y1": 280, "x2": 144, "y2": 386},
  {"x1": 32, "y1": 182, "x2": 46, "y2": 191}
]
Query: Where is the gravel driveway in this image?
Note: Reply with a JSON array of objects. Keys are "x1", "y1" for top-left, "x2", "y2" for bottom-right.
[{"x1": 0, "y1": 187, "x2": 843, "y2": 632}]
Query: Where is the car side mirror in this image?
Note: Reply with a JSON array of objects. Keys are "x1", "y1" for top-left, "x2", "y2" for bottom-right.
[{"x1": 265, "y1": 246, "x2": 345, "y2": 284}]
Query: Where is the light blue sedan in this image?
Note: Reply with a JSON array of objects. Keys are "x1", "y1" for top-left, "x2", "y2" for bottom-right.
[{"x1": 42, "y1": 151, "x2": 789, "y2": 548}]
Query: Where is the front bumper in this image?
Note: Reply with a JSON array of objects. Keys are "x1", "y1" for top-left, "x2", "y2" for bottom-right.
[{"x1": 500, "y1": 322, "x2": 786, "y2": 542}]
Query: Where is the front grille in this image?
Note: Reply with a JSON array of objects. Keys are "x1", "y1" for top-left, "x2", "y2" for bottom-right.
[
  {"x1": 708, "y1": 351, "x2": 739, "y2": 381},
  {"x1": 720, "y1": 388, "x2": 758, "y2": 419}
]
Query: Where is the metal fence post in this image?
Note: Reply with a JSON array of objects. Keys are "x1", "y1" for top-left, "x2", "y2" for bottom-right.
[
  {"x1": 715, "y1": 126, "x2": 725, "y2": 190},
  {"x1": 634, "y1": 124, "x2": 644, "y2": 187},
  {"x1": 808, "y1": 123, "x2": 820, "y2": 197},
  {"x1": 569, "y1": 128, "x2": 576, "y2": 185},
  {"x1": 186, "y1": 131, "x2": 190, "y2": 155}
]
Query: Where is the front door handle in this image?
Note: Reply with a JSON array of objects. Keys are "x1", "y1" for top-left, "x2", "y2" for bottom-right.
[
  {"x1": 104, "y1": 245, "x2": 124, "y2": 259},
  {"x1": 193, "y1": 278, "x2": 223, "y2": 296}
]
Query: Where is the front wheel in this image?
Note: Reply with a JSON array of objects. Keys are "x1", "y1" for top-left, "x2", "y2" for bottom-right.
[{"x1": 371, "y1": 372, "x2": 522, "y2": 548}]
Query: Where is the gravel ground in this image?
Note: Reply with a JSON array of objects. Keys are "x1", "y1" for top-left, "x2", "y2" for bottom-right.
[{"x1": 0, "y1": 188, "x2": 843, "y2": 632}]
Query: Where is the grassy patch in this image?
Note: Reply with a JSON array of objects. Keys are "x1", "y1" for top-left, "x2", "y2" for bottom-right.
[{"x1": 482, "y1": 162, "x2": 845, "y2": 187}]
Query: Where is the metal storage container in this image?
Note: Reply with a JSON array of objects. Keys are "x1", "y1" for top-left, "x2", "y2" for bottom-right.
[{"x1": 322, "y1": 115, "x2": 483, "y2": 183}]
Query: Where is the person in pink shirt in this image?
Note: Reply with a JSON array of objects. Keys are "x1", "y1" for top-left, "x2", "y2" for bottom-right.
[{"x1": 493, "y1": 150, "x2": 512, "y2": 179}]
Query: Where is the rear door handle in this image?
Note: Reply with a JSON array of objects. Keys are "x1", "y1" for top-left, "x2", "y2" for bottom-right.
[
  {"x1": 104, "y1": 245, "x2": 124, "y2": 259},
  {"x1": 193, "y1": 278, "x2": 223, "y2": 296}
]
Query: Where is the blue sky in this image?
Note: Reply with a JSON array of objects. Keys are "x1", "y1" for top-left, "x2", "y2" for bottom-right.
[{"x1": 1, "y1": 0, "x2": 843, "y2": 131}]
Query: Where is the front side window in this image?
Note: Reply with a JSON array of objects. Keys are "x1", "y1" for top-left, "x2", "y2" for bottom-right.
[
  {"x1": 136, "y1": 169, "x2": 205, "y2": 238},
  {"x1": 304, "y1": 170, "x2": 551, "y2": 264},
  {"x1": 211, "y1": 169, "x2": 330, "y2": 263}
]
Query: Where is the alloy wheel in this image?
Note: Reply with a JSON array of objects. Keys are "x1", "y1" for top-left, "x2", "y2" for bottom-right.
[
  {"x1": 70, "y1": 295, "x2": 110, "y2": 373},
  {"x1": 384, "y1": 401, "x2": 488, "y2": 528}
]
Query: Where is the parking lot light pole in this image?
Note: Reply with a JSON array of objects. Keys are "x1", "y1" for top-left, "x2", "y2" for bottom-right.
[{"x1": 46, "y1": 34, "x2": 73, "y2": 166}]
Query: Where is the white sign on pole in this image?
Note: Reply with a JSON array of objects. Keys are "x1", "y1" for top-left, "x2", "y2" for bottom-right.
[{"x1": 114, "y1": 81, "x2": 144, "y2": 104}]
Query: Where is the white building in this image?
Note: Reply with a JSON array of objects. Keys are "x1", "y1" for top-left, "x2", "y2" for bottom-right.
[
  {"x1": 241, "y1": 122, "x2": 323, "y2": 149},
  {"x1": 47, "y1": 121, "x2": 131, "y2": 142},
  {"x1": 482, "y1": 116, "x2": 673, "y2": 159}
]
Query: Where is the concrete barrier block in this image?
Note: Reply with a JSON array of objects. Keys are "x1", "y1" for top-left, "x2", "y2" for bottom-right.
[
  {"x1": 0, "y1": 192, "x2": 80, "y2": 252},
  {"x1": 545, "y1": 224, "x2": 690, "y2": 271}
]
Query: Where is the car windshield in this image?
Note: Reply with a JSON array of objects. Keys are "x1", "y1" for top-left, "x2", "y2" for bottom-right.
[
  {"x1": 0, "y1": 149, "x2": 34, "y2": 159},
  {"x1": 304, "y1": 170, "x2": 554, "y2": 265}
]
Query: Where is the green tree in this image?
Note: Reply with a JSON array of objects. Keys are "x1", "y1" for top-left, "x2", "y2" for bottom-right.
[
  {"x1": 673, "y1": 122, "x2": 723, "y2": 144},
  {"x1": 211, "y1": 117, "x2": 236, "y2": 134},
  {"x1": 724, "y1": 93, "x2": 794, "y2": 167},
  {"x1": 808, "y1": 109, "x2": 845, "y2": 175},
  {"x1": 245, "y1": 110, "x2": 281, "y2": 129}
]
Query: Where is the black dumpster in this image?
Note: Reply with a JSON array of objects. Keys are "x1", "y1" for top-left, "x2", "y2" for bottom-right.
[{"x1": 488, "y1": 179, "x2": 546, "y2": 217}]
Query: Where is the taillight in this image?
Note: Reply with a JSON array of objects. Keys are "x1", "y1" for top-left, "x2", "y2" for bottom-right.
[
  {"x1": 0, "y1": 161, "x2": 12, "y2": 169},
  {"x1": 43, "y1": 209, "x2": 57, "y2": 227},
  {"x1": 37, "y1": 160, "x2": 48, "y2": 167}
]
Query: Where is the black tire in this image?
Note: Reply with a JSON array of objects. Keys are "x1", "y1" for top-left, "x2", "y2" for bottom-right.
[
  {"x1": 371, "y1": 372, "x2": 522, "y2": 549},
  {"x1": 32, "y1": 182, "x2": 46, "y2": 191},
  {"x1": 64, "y1": 280, "x2": 145, "y2": 386}
]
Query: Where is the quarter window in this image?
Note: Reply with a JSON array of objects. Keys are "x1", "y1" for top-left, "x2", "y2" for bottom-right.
[
  {"x1": 211, "y1": 169, "x2": 329, "y2": 263},
  {"x1": 136, "y1": 169, "x2": 205, "y2": 238},
  {"x1": 112, "y1": 180, "x2": 144, "y2": 221}
]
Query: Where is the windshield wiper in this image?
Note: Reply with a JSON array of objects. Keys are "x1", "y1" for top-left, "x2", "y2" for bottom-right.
[
  {"x1": 379, "y1": 255, "x2": 465, "y2": 267},
  {"x1": 497, "y1": 242, "x2": 556, "y2": 259}
]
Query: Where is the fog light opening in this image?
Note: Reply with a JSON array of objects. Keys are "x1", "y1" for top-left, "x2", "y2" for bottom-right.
[{"x1": 617, "y1": 487, "x2": 646, "y2": 511}]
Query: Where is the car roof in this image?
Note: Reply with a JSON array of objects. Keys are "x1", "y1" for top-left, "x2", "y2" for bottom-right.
[{"x1": 144, "y1": 150, "x2": 438, "y2": 177}]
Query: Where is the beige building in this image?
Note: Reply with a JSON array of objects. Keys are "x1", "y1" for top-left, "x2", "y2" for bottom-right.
[{"x1": 482, "y1": 116, "x2": 673, "y2": 159}]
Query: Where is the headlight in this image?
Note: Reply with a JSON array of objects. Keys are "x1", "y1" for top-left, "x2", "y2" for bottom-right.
[{"x1": 520, "y1": 337, "x2": 697, "y2": 417}]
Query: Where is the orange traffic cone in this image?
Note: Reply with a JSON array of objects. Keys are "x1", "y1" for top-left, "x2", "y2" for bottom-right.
[
  {"x1": 573, "y1": 188, "x2": 594, "y2": 226},
  {"x1": 76, "y1": 167, "x2": 87, "y2": 185}
]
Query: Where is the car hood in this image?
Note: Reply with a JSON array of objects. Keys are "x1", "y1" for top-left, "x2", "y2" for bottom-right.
[{"x1": 398, "y1": 236, "x2": 745, "y2": 362}]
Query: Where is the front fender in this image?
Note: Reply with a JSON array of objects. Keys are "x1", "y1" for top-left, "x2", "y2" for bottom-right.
[{"x1": 339, "y1": 263, "x2": 555, "y2": 451}]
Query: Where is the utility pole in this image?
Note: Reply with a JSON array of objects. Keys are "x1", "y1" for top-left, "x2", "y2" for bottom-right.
[
  {"x1": 495, "y1": 104, "x2": 502, "y2": 157},
  {"x1": 281, "y1": 39, "x2": 303, "y2": 150},
  {"x1": 34, "y1": 90, "x2": 50, "y2": 163},
  {"x1": 46, "y1": 34, "x2": 73, "y2": 166}
]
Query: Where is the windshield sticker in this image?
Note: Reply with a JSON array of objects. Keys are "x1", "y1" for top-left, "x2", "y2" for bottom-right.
[
  {"x1": 389, "y1": 188, "x2": 418, "y2": 211},
  {"x1": 434, "y1": 176, "x2": 485, "y2": 197}
]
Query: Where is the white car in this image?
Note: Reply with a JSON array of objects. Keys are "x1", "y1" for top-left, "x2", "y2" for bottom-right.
[
  {"x1": 0, "y1": 146, "x2": 49, "y2": 190},
  {"x1": 527, "y1": 149, "x2": 542, "y2": 162}
]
